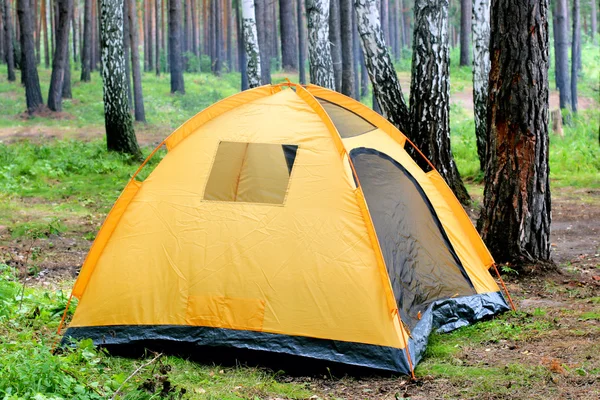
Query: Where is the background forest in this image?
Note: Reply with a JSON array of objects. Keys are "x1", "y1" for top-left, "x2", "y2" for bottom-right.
[{"x1": 0, "y1": 0, "x2": 599, "y2": 399}]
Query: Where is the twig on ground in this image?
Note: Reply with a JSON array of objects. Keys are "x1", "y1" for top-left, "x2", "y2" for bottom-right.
[{"x1": 110, "y1": 352, "x2": 163, "y2": 400}]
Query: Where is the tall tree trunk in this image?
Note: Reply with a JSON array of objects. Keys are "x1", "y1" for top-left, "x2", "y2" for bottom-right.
[
  {"x1": 328, "y1": 0, "x2": 341, "y2": 91},
  {"x1": 398, "y1": 0, "x2": 405, "y2": 49},
  {"x1": 359, "y1": 43, "x2": 367, "y2": 97},
  {"x1": 169, "y1": 0, "x2": 185, "y2": 92},
  {"x1": 591, "y1": 0, "x2": 597, "y2": 45},
  {"x1": 0, "y1": 0, "x2": 4, "y2": 63},
  {"x1": 554, "y1": 0, "x2": 571, "y2": 114},
  {"x1": 42, "y1": 0, "x2": 48, "y2": 67},
  {"x1": 99, "y1": 0, "x2": 141, "y2": 158},
  {"x1": 213, "y1": 0, "x2": 222, "y2": 74},
  {"x1": 128, "y1": 0, "x2": 145, "y2": 121},
  {"x1": 571, "y1": 0, "x2": 579, "y2": 113},
  {"x1": 297, "y1": 0, "x2": 306, "y2": 83},
  {"x1": 478, "y1": 0, "x2": 551, "y2": 267},
  {"x1": 306, "y1": 0, "x2": 334, "y2": 89},
  {"x1": 351, "y1": 5, "x2": 359, "y2": 99},
  {"x1": 62, "y1": 41, "x2": 71, "y2": 98},
  {"x1": 155, "y1": 0, "x2": 160, "y2": 74},
  {"x1": 226, "y1": 0, "x2": 232, "y2": 71},
  {"x1": 71, "y1": 2, "x2": 77, "y2": 64},
  {"x1": 81, "y1": 0, "x2": 91, "y2": 80},
  {"x1": 265, "y1": 0, "x2": 276, "y2": 69},
  {"x1": 472, "y1": 0, "x2": 489, "y2": 172},
  {"x1": 123, "y1": 0, "x2": 132, "y2": 108},
  {"x1": 17, "y1": 0, "x2": 43, "y2": 112},
  {"x1": 183, "y1": 0, "x2": 189, "y2": 55},
  {"x1": 339, "y1": 0, "x2": 353, "y2": 97},
  {"x1": 237, "y1": 0, "x2": 247, "y2": 88},
  {"x1": 147, "y1": 0, "x2": 153, "y2": 70},
  {"x1": 354, "y1": 0, "x2": 410, "y2": 134},
  {"x1": 2, "y1": 0, "x2": 16, "y2": 80},
  {"x1": 255, "y1": 0, "x2": 270, "y2": 83},
  {"x1": 409, "y1": 0, "x2": 469, "y2": 204},
  {"x1": 459, "y1": 0, "x2": 471, "y2": 66},
  {"x1": 279, "y1": 0, "x2": 297, "y2": 70},
  {"x1": 47, "y1": 0, "x2": 73, "y2": 111},
  {"x1": 241, "y1": 0, "x2": 260, "y2": 87},
  {"x1": 34, "y1": 0, "x2": 39, "y2": 64},
  {"x1": 191, "y1": 0, "x2": 197, "y2": 55}
]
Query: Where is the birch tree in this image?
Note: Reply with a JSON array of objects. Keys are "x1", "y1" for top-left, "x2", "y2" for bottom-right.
[
  {"x1": 478, "y1": 0, "x2": 551, "y2": 267},
  {"x1": 241, "y1": 0, "x2": 261, "y2": 88},
  {"x1": 305, "y1": 0, "x2": 335, "y2": 89},
  {"x1": 99, "y1": 0, "x2": 142, "y2": 159},
  {"x1": 472, "y1": 0, "x2": 490, "y2": 171}
]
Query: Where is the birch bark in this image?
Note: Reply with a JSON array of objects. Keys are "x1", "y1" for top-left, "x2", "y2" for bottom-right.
[
  {"x1": 472, "y1": 0, "x2": 490, "y2": 171},
  {"x1": 306, "y1": 0, "x2": 335, "y2": 89},
  {"x1": 241, "y1": 0, "x2": 261, "y2": 88}
]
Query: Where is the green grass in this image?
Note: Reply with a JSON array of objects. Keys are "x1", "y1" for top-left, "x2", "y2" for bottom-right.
[{"x1": 0, "y1": 263, "x2": 312, "y2": 400}]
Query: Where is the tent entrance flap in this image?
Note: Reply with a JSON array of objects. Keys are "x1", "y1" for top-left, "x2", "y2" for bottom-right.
[{"x1": 350, "y1": 147, "x2": 476, "y2": 330}]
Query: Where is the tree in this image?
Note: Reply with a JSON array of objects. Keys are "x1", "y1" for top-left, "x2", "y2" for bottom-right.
[
  {"x1": 99, "y1": 0, "x2": 142, "y2": 159},
  {"x1": 571, "y1": 0, "x2": 580, "y2": 113},
  {"x1": 127, "y1": 0, "x2": 145, "y2": 121},
  {"x1": 169, "y1": 0, "x2": 185, "y2": 93},
  {"x1": 81, "y1": 0, "x2": 92, "y2": 80},
  {"x1": 280, "y1": 0, "x2": 297, "y2": 70},
  {"x1": 241, "y1": 0, "x2": 260, "y2": 87},
  {"x1": 297, "y1": 0, "x2": 306, "y2": 84},
  {"x1": 255, "y1": 0, "x2": 271, "y2": 83},
  {"x1": 155, "y1": 0, "x2": 160, "y2": 75},
  {"x1": 1, "y1": 0, "x2": 16, "y2": 81},
  {"x1": 355, "y1": 0, "x2": 410, "y2": 134},
  {"x1": 17, "y1": 0, "x2": 44, "y2": 112},
  {"x1": 47, "y1": 0, "x2": 73, "y2": 111},
  {"x1": 554, "y1": 0, "x2": 571, "y2": 115},
  {"x1": 340, "y1": 0, "x2": 354, "y2": 97},
  {"x1": 472, "y1": 0, "x2": 490, "y2": 171},
  {"x1": 409, "y1": 0, "x2": 469, "y2": 204},
  {"x1": 459, "y1": 0, "x2": 471, "y2": 66},
  {"x1": 591, "y1": 0, "x2": 597, "y2": 45},
  {"x1": 329, "y1": 0, "x2": 341, "y2": 91},
  {"x1": 477, "y1": 0, "x2": 551, "y2": 266},
  {"x1": 306, "y1": 0, "x2": 335, "y2": 89}
]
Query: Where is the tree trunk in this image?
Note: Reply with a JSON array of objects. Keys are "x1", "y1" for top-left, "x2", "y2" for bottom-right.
[
  {"x1": 591, "y1": 0, "x2": 597, "y2": 45},
  {"x1": 306, "y1": 0, "x2": 335, "y2": 89},
  {"x1": 398, "y1": 0, "x2": 405, "y2": 49},
  {"x1": 226, "y1": 0, "x2": 232, "y2": 71},
  {"x1": 297, "y1": 0, "x2": 306, "y2": 83},
  {"x1": 354, "y1": 0, "x2": 410, "y2": 134},
  {"x1": 2, "y1": 0, "x2": 16, "y2": 81},
  {"x1": 571, "y1": 0, "x2": 579, "y2": 113},
  {"x1": 554, "y1": 0, "x2": 571, "y2": 114},
  {"x1": 34, "y1": 0, "x2": 40, "y2": 64},
  {"x1": 71, "y1": 2, "x2": 77, "y2": 64},
  {"x1": 62, "y1": 42, "x2": 71, "y2": 98},
  {"x1": 328, "y1": 0, "x2": 341, "y2": 91},
  {"x1": 472, "y1": 0, "x2": 490, "y2": 172},
  {"x1": 42, "y1": 0, "x2": 48, "y2": 67},
  {"x1": 80, "y1": 0, "x2": 91, "y2": 80},
  {"x1": 241, "y1": 0, "x2": 260, "y2": 87},
  {"x1": 147, "y1": 0, "x2": 153, "y2": 71},
  {"x1": 99, "y1": 0, "x2": 141, "y2": 159},
  {"x1": 255, "y1": 0, "x2": 270, "y2": 83},
  {"x1": 191, "y1": 0, "x2": 197, "y2": 55},
  {"x1": 478, "y1": 0, "x2": 551, "y2": 267},
  {"x1": 169, "y1": 0, "x2": 185, "y2": 92},
  {"x1": 0, "y1": 0, "x2": 4, "y2": 63},
  {"x1": 47, "y1": 0, "x2": 73, "y2": 112},
  {"x1": 265, "y1": 0, "x2": 275, "y2": 70},
  {"x1": 128, "y1": 0, "x2": 145, "y2": 121},
  {"x1": 213, "y1": 0, "x2": 222, "y2": 75},
  {"x1": 123, "y1": 0, "x2": 132, "y2": 108},
  {"x1": 459, "y1": 0, "x2": 471, "y2": 66},
  {"x1": 409, "y1": 0, "x2": 469, "y2": 204},
  {"x1": 155, "y1": 0, "x2": 160, "y2": 74},
  {"x1": 279, "y1": 0, "x2": 297, "y2": 70},
  {"x1": 359, "y1": 45, "x2": 367, "y2": 97},
  {"x1": 351, "y1": 6, "x2": 360, "y2": 98},
  {"x1": 17, "y1": 0, "x2": 43, "y2": 112},
  {"x1": 237, "y1": 0, "x2": 248, "y2": 88},
  {"x1": 339, "y1": 0, "x2": 353, "y2": 97}
]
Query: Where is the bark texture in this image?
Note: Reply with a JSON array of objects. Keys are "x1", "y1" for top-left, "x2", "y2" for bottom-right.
[
  {"x1": 2, "y1": 0, "x2": 16, "y2": 81},
  {"x1": 279, "y1": 0, "x2": 298, "y2": 70},
  {"x1": 241, "y1": 0, "x2": 261, "y2": 87},
  {"x1": 409, "y1": 0, "x2": 469, "y2": 204},
  {"x1": 478, "y1": 0, "x2": 551, "y2": 266},
  {"x1": 554, "y1": 0, "x2": 571, "y2": 111},
  {"x1": 169, "y1": 0, "x2": 185, "y2": 93},
  {"x1": 99, "y1": 0, "x2": 141, "y2": 159},
  {"x1": 17, "y1": 0, "x2": 44, "y2": 112},
  {"x1": 571, "y1": 0, "x2": 579, "y2": 113},
  {"x1": 472, "y1": 0, "x2": 490, "y2": 171},
  {"x1": 355, "y1": 0, "x2": 410, "y2": 134},
  {"x1": 340, "y1": 0, "x2": 354, "y2": 97},
  {"x1": 81, "y1": 0, "x2": 92, "y2": 80},
  {"x1": 329, "y1": 0, "x2": 341, "y2": 91},
  {"x1": 47, "y1": 0, "x2": 73, "y2": 111},
  {"x1": 255, "y1": 0, "x2": 270, "y2": 83},
  {"x1": 297, "y1": 0, "x2": 306, "y2": 84},
  {"x1": 459, "y1": 0, "x2": 471, "y2": 66},
  {"x1": 306, "y1": 0, "x2": 335, "y2": 89},
  {"x1": 127, "y1": 0, "x2": 145, "y2": 121}
]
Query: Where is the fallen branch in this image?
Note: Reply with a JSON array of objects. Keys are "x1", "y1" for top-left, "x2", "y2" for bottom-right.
[{"x1": 110, "y1": 352, "x2": 163, "y2": 400}]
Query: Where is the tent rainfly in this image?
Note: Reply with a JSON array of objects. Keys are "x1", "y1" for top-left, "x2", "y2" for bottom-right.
[{"x1": 60, "y1": 83, "x2": 514, "y2": 376}]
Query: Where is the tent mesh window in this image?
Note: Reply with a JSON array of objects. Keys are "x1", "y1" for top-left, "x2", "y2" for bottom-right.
[
  {"x1": 316, "y1": 98, "x2": 377, "y2": 138},
  {"x1": 204, "y1": 142, "x2": 298, "y2": 204}
]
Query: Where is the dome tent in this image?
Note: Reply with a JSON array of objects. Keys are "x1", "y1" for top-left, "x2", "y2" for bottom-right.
[{"x1": 61, "y1": 83, "x2": 513, "y2": 376}]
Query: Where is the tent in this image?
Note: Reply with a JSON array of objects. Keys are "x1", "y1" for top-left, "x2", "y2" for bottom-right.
[{"x1": 61, "y1": 83, "x2": 513, "y2": 376}]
